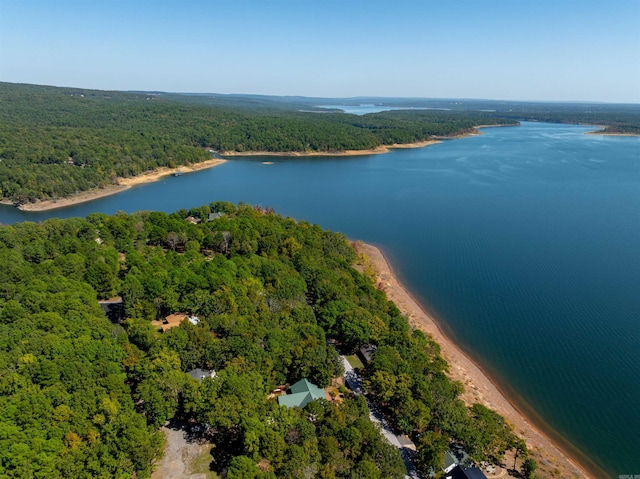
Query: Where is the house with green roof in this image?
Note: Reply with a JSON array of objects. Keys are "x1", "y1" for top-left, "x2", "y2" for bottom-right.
[{"x1": 277, "y1": 378, "x2": 327, "y2": 408}]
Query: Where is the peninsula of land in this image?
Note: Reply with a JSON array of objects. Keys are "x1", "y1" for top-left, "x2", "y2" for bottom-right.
[
  {"x1": 9, "y1": 124, "x2": 507, "y2": 212},
  {"x1": 218, "y1": 139, "x2": 442, "y2": 157},
  {"x1": 10, "y1": 139, "x2": 448, "y2": 212},
  {"x1": 356, "y1": 242, "x2": 600, "y2": 479},
  {"x1": 15, "y1": 159, "x2": 227, "y2": 212},
  {"x1": 586, "y1": 129, "x2": 640, "y2": 137},
  {"x1": 1, "y1": 82, "x2": 524, "y2": 208}
]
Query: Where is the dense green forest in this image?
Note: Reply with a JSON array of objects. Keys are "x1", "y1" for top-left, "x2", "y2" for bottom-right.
[
  {"x1": 4, "y1": 82, "x2": 637, "y2": 205},
  {"x1": 0, "y1": 82, "x2": 516, "y2": 204},
  {"x1": 2, "y1": 83, "x2": 638, "y2": 205},
  {"x1": 167, "y1": 92, "x2": 640, "y2": 134},
  {"x1": 0, "y1": 204, "x2": 533, "y2": 478}
]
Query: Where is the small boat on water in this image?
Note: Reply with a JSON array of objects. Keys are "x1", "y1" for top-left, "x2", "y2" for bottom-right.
[{"x1": 172, "y1": 171, "x2": 183, "y2": 177}]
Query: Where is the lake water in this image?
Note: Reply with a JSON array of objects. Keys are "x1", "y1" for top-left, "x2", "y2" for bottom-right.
[
  {"x1": 1, "y1": 122, "x2": 639, "y2": 477},
  {"x1": 316, "y1": 104, "x2": 448, "y2": 115}
]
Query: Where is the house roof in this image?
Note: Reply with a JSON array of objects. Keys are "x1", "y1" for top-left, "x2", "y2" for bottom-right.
[
  {"x1": 278, "y1": 379, "x2": 326, "y2": 408},
  {"x1": 290, "y1": 378, "x2": 325, "y2": 397},
  {"x1": 98, "y1": 298, "x2": 124, "y2": 323},
  {"x1": 358, "y1": 344, "x2": 378, "y2": 363},
  {"x1": 444, "y1": 450, "x2": 458, "y2": 472},
  {"x1": 449, "y1": 466, "x2": 487, "y2": 479}
]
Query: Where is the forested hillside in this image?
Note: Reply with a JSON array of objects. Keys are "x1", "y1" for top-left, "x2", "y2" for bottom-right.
[
  {"x1": 0, "y1": 203, "x2": 532, "y2": 478},
  {"x1": 0, "y1": 83, "x2": 515, "y2": 204},
  {"x1": 165, "y1": 92, "x2": 640, "y2": 134}
]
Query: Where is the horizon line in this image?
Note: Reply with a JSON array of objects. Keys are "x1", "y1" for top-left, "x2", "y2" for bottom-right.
[{"x1": 3, "y1": 80, "x2": 640, "y2": 106}]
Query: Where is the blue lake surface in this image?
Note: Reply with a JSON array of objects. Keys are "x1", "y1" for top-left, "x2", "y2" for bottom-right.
[
  {"x1": 316, "y1": 104, "x2": 448, "y2": 115},
  {"x1": 1, "y1": 122, "x2": 639, "y2": 477}
]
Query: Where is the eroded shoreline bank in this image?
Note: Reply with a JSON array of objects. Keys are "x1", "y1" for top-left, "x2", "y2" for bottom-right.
[{"x1": 356, "y1": 242, "x2": 605, "y2": 479}]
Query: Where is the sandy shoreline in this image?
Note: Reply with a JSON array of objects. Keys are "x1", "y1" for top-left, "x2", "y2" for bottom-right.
[
  {"x1": 221, "y1": 124, "x2": 517, "y2": 159},
  {"x1": 8, "y1": 124, "x2": 509, "y2": 212},
  {"x1": 581, "y1": 124, "x2": 640, "y2": 137},
  {"x1": 16, "y1": 159, "x2": 227, "y2": 212},
  {"x1": 355, "y1": 242, "x2": 603, "y2": 479},
  {"x1": 219, "y1": 139, "x2": 442, "y2": 157},
  {"x1": 5, "y1": 138, "x2": 448, "y2": 212},
  {"x1": 585, "y1": 130, "x2": 640, "y2": 137}
]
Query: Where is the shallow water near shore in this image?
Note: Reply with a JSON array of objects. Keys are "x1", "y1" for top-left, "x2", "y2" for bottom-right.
[{"x1": 2, "y1": 122, "x2": 639, "y2": 477}]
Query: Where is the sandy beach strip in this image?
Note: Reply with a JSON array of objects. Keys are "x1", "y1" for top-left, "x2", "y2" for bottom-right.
[
  {"x1": 221, "y1": 124, "x2": 518, "y2": 158},
  {"x1": 585, "y1": 130, "x2": 640, "y2": 137},
  {"x1": 473, "y1": 124, "x2": 519, "y2": 129},
  {"x1": 9, "y1": 125, "x2": 509, "y2": 211},
  {"x1": 355, "y1": 242, "x2": 600, "y2": 479},
  {"x1": 444, "y1": 124, "x2": 520, "y2": 140},
  {"x1": 219, "y1": 140, "x2": 442, "y2": 157},
  {"x1": 17, "y1": 159, "x2": 226, "y2": 212}
]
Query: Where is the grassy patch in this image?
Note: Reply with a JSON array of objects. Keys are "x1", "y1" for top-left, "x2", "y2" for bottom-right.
[
  {"x1": 346, "y1": 355, "x2": 365, "y2": 369},
  {"x1": 190, "y1": 446, "x2": 218, "y2": 478}
]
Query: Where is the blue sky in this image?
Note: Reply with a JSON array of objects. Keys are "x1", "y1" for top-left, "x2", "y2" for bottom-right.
[{"x1": 1, "y1": 0, "x2": 639, "y2": 102}]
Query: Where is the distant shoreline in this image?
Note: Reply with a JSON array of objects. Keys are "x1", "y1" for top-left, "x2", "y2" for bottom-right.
[
  {"x1": 356, "y1": 242, "x2": 606, "y2": 479},
  {"x1": 220, "y1": 124, "x2": 519, "y2": 157},
  {"x1": 7, "y1": 124, "x2": 512, "y2": 212},
  {"x1": 5, "y1": 139, "x2": 447, "y2": 212},
  {"x1": 585, "y1": 129, "x2": 640, "y2": 137},
  {"x1": 219, "y1": 139, "x2": 442, "y2": 157},
  {"x1": 15, "y1": 158, "x2": 227, "y2": 212}
]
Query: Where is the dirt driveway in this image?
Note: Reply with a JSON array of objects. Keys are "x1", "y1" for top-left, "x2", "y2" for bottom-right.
[{"x1": 151, "y1": 422, "x2": 215, "y2": 479}]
